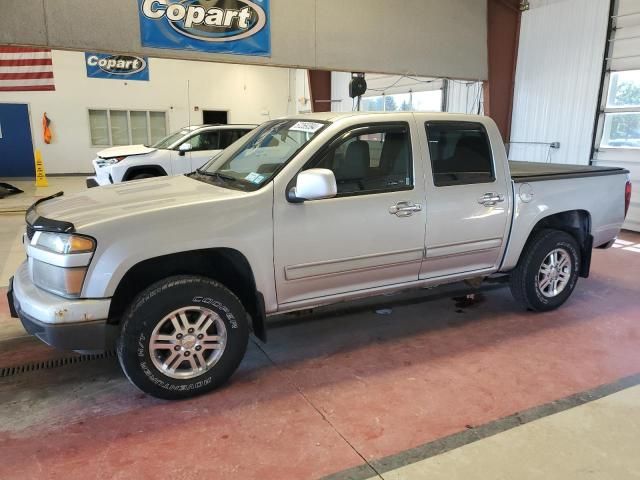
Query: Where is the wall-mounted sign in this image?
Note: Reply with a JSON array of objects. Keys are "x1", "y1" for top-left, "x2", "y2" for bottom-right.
[
  {"x1": 85, "y1": 53, "x2": 150, "y2": 81},
  {"x1": 138, "y1": 0, "x2": 270, "y2": 57}
]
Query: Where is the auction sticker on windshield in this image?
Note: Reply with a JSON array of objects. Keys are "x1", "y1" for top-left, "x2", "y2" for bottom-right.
[
  {"x1": 289, "y1": 122, "x2": 324, "y2": 133},
  {"x1": 244, "y1": 172, "x2": 265, "y2": 184}
]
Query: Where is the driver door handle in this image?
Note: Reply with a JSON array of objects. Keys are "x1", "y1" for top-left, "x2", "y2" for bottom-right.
[
  {"x1": 478, "y1": 192, "x2": 505, "y2": 207},
  {"x1": 389, "y1": 201, "x2": 422, "y2": 217}
]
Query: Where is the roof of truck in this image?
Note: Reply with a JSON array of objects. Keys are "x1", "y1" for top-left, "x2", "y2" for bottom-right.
[
  {"x1": 184, "y1": 124, "x2": 257, "y2": 130},
  {"x1": 284, "y1": 111, "x2": 487, "y2": 122}
]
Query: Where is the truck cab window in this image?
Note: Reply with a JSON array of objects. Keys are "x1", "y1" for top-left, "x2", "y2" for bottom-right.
[
  {"x1": 310, "y1": 125, "x2": 413, "y2": 195},
  {"x1": 426, "y1": 121, "x2": 494, "y2": 186}
]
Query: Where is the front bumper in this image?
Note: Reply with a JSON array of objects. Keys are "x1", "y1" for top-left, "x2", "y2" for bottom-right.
[
  {"x1": 91, "y1": 158, "x2": 116, "y2": 186},
  {"x1": 9, "y1": 262, "x2": 117, "y2": 352},
  {"x1": 86, "y1": 174, "x2": 111, "y2": 188},
  {"x1": 86, "y1": 176, "x2": 99, "y2": 188}
]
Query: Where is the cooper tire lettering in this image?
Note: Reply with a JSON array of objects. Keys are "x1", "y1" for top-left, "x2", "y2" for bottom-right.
[{"x1": 117, "y1": 275, "x2": 249, "y2": 399}]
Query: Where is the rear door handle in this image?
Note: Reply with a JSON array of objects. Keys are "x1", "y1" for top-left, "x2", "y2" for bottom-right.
[
  {"x1": 478, "y1": 193, "x2": 505, "y2": 207},
  {"x1": 389, "y1": 201, "x2": 422, "y2": 217}
]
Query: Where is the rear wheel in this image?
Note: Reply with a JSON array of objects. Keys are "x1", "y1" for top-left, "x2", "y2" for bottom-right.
[
  {"x1": 509, "y1": 229, "x2": 580, "y2": 311},
  {"x1": 117, "y1": 275, "x2": 249, "y2": 400}
]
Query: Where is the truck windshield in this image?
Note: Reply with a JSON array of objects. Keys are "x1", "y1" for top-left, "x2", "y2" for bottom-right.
[{"x1": 198, "y1": 119, "x2": 328, "y2": 189}]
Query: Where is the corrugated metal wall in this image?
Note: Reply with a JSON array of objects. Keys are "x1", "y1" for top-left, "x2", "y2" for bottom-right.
[
  {"x1": 446, "y1": 80, "x2": 484, "y2": 114},
  {"x1": 509, "y1": 0, "x2": 610, "y2": 165}
]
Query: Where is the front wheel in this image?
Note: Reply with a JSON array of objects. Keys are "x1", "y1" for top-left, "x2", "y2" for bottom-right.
[
  {"x1": 117, "y1": 276, "x2": 249, "y2": 400},
  {"x1": 131, "y1": 173, "x2": 155, "y2": 180},
  {"x1": 509, "y1": 229, "x2": 581, "y2": 312}
]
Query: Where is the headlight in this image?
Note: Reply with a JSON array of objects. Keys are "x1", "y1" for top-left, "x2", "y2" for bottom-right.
[
  {"x1": 29, "y1": 232, "x2": 96, "y2": 297},
  {"x1": 97, "y1": 156, "x2": 127, "y2": 167},
  {"x1": 35, "y1": 232, "x2": 95, "y2": 254}
]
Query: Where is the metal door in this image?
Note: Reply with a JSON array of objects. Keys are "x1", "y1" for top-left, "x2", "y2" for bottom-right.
[{"x1": 0, "y1": 103, "x2": 35, "y2": 177}]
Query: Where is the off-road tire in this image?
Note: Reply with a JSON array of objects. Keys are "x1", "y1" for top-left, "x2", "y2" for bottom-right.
[
  {"x1": 117, "y1": 275, "x2": 249, "y2": 400},
  {"x1": 509, "y1": 229, "x2": 580, "y2": 312}
]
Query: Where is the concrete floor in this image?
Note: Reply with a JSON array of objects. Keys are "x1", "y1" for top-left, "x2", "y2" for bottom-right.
[{"x1": 1, "y1": 177, "x2": 640, "y2": 479}]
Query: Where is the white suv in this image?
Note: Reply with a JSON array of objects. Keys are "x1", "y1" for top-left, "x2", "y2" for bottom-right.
[{"x1": 86, "y1": 124, "x2": 255, "y2": 187}]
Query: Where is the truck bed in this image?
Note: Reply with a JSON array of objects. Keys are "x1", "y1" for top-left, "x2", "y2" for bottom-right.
[{"x1": 509, "y1": 161, "x2": 628, "y2": 183}]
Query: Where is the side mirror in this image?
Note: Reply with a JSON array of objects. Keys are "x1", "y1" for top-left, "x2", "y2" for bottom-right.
[
  {"x1": 289, "y1": 168, "x2": 337, "y2": 202},
  {"x1": 178, "y1": 143, "x2": 193, "y2": 156}
]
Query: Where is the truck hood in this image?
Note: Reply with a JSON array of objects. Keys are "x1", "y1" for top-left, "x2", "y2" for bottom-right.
[
  {"x1": 97, "y1": 144, "x2": 157, "y2": 158},
  {"x1": 34, "y1": 175, "x2": 246, "y2": 230}
]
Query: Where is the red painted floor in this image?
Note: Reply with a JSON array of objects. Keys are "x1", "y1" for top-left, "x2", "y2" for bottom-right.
[{"x1": 0, "y1": 232, "x2": 639, "y2": 479}]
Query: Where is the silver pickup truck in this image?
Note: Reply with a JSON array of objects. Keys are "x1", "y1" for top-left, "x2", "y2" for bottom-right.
[{"x1": 8, "y1": 112, "x2": 632, "y2": 399}]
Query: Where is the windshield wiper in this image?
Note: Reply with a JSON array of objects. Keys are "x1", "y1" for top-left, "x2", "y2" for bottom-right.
[
  {"x1": 212, "y1": 172, "x2": 240, "y2": 182},
  {"x1": 194, "y1": 170, "x2": 249, "y2": 187}
]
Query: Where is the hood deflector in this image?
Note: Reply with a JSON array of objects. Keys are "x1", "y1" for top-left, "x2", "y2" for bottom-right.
[{"x1": 26, "y1": 191, "x2": 76, "y2": 234}]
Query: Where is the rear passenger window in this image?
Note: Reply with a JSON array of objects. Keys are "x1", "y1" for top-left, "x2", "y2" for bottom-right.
[
  {"x1": 308, "y1": 125, "x2": 412, "y2": 196},
  {"x1": 426, "y1": 122, "x2": 494, "y2": 186}
]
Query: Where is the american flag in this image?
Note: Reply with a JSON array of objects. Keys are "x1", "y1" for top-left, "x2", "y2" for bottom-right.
[{"x1": 0, "y1": 46, "x2": 55, "y2": 92}]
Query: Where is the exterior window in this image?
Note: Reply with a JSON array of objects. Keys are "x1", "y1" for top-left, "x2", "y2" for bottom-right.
[
  {"x1": 600, "y1": 70, "x2": 640, "y2": 149},
  {"x1": 130, "y1": 111, "x2": 148, "y2": 145},
  {"x1": 149, "y1": 112, "x2": 168, "y2": 144},
  {"x1": 88, "y1": 110, "x2": 109, "y2": 146},
  {"x1": 109, "y1": 110, "x2": 129, "y2": 146},
  {"x1": 186, "y1": 131, "x2": 220, "y2": 151},
  {"x1": 361, "y1": 90, "x2": 442, "y2": 112},
  {"x1": 88, "y1": 109, "x2": 167, "y2": 147},
  {"x1": 426, "y1": 121, "x2": 494, "y2": 186},
  {"x1": 219, "y1": 129, "x2": 249, "y2": 149},
  {"x1": 309, "y1": 124, "x2": 413, "y2": 196}
]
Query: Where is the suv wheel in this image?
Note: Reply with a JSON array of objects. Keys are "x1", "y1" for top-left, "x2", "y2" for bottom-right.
[
  {"x1": 509, "y1": 229, "x2": 581, "y2": 312},
  {"x1": 117, "y1": 275, "x2": 249, "y2": 399}
]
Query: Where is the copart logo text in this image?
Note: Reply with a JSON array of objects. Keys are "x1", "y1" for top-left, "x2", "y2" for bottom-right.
[
  {"x1": 141, "y1": 0, "x2": 267, "y2": 42},
  {"x1": 86, "y1": 54, "x2": 147, "y2": 75}
]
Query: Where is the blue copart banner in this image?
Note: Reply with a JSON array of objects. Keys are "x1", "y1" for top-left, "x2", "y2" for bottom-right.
[
  {"x1": 137, "y1": 0, "x2": 270, "y2": 57},
  {"x1": 85, "y1": 52, "x2": 150, "y2": 81}
]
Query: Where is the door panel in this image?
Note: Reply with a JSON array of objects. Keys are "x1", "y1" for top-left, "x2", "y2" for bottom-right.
[
  {"x1": 419, "y1": 119, "x2": 511, "y2": 278},
  {"x1": 0, "y1": 103, "x2": 35, "y2": 177},
  {"x1": 169, "y1": 151, "x2": 191, "y2": 175},
  {"x1": 274, "y1": 192, "x2": 426, "y2": 304},
  {"x1": 273, "y1": 121, "x2": 427, "y2": 305}
]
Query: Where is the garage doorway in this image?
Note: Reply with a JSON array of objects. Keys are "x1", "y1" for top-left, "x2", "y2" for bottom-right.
[
  {"x1": 202, "y1": 110, "x2": 228, "y2": 125},
  {"x1": 0, "y1": 103, "x2": 35, "y2": 177}
]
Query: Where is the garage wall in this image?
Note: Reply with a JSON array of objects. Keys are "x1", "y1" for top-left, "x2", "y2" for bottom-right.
[
  {"x1": 509, "y1": 0, "x2": 610, "y2": 164},
  {"x1": 0, "y1": 50, "x2": 296, "y2": 174},
  {"x1": 446, "y1": 80, "x2": 484, "y2": 114},
  {"x1": 0, "y1": 0, "x2": 488, "y2": 81}
]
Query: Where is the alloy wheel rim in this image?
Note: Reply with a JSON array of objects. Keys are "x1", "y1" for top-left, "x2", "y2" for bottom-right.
[
  {"x1": 149, "y1": 306, "x2": 227, "y2": 380},
  {"x1": 537, "y1": 248, "x2": 572, "y2": 298}
]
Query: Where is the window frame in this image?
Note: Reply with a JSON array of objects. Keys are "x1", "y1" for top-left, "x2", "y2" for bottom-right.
[
  {"x1": 425, "y1": 120, "x2": 496, "y2": 187},
  {"x1": 88, "y1": 108, "x2": 168, "y2": 147},
  {"x1": 295, "y1": 121, "x2": 414, "y2": 200},
  {"x1": 597, "y1": 70, "x2": 640, "y2": 150}
]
